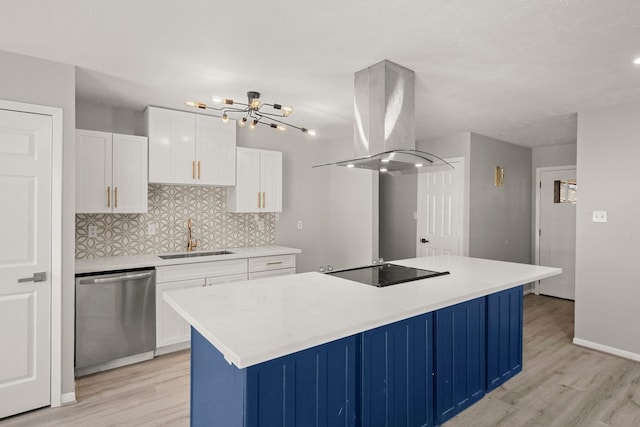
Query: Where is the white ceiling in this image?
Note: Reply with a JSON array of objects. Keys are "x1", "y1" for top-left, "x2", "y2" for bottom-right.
[{"x1": 1, "y1": 0, "x2": 640, "y2": 147}]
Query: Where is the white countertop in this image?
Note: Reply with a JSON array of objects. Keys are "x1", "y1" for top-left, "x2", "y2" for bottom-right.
[
  {"x1": 75, "y1": 245, "x2": 302, "y2": 274},
  {"x1": 164, "y1": 255, "x2": 561, "y2": 369}
]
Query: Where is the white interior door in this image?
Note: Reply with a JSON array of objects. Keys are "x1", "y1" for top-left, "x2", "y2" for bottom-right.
[
  {"x1": 417, "y1": 160, "x2": 464, "y2": 257},
  {"x1": 0, "y1": 109, "x2": 52, "y2": 418},
  {"x1": 537, "y1": 167, "x2": 576, "y2": 300}
]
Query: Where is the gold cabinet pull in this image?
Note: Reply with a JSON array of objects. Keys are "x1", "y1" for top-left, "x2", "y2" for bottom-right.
[
  {"x1": 107, "y1": 186, "x2": 111, "y2": 208},
  {"x1": 266, "y1": 261, "x2": 283, "y2": 266},
  {"x1": 192, "y1": 161, "x2": 196, "y2": 180},
  {"x1": 257, "y1": 192, "x2": 261, "y2": 209},
  {"x1": 114, "y1": 186, "x2": 118, "y2": 208},
  {"x1": 197, "y1": 161, "x2": 201, "y2": 180},
  {"x1": 262, "y1": 192, "x2": 266, "y2": 209}
]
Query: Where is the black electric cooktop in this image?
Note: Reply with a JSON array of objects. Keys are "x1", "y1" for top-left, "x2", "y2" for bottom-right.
[{"x1": 327, "y1": 263, "x2": 450, "y2": 288}]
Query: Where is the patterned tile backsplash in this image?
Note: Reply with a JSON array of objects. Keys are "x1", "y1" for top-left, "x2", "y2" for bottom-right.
[{"x1": 76, "y1": 184, "x2": 276, "y2": 259}]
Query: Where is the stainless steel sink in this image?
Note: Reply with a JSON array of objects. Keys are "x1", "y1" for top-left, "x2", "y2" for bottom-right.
[{"x1": 158, "y1": 250, "x2": 234, "y2": 260}]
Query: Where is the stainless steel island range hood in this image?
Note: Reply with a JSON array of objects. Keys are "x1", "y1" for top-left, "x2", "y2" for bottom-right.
[{"x1": 314, "y1": 60, "x2": 451, "y2": 174}]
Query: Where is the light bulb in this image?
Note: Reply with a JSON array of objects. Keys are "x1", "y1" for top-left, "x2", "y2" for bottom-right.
[
  {"x1": 212, "y1": 96, "x2": 223, "y2": 104},
  {"x1": 250, "y1": 119, "x2": 258, "y2": 130},
  {"x1": 302, "y1": 128, "x2": 317, "y2": 137},
  {"x1": 346, "y1": 164, "x2": 355, "y2": 168},
  {"x1": 282, "y1": 106, "x2": 293, "y2": 117},
  {"x1": 222, "y1": 113, "x2": 229, "y2": 124},
  {"x1": 186, "y1": 100, "x2": 207, "y2": 109},
  {"x1": 239, "y1": 117, "x2": 247, "y2": 127},
  {"x1": 380, "y1": 168, "x2": 388, "y2": 173},
  {"x1": 634, "y1": 57, "x2": 640, "y2": 65},
  {"x1": 381, "y1": 159, "x2": 390, "y2": 163},
  {"x1": 415, "y1": 163, "x2": 423, "y2": 168}
]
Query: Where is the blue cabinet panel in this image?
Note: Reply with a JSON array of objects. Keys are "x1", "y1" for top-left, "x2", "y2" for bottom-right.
[
  {"x1": 246, "y1": 335, "x2": 357, "y2": 427},
  {"x1": 191, "y1": 328, "x2": 247, "y2": 427},
  {"x1": 361, "y1": 312, "x2": 434, "y2": 427},
  {"x1": 486, "y1": 285, "x2": 523, "y2": 392},
  {"x1": 192, "y1": 328, "x2": 357, "y2": 427},
  {"x1": 435, "y1": 297, "x2": 486, "y2": 424}
]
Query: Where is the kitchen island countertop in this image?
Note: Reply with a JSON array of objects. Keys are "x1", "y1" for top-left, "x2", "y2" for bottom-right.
[{"x1": 165, "y1": 255, "x2": 561, "y2": 368}]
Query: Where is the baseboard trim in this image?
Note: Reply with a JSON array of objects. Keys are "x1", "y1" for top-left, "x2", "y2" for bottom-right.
[
  {"x1": 573, "y1": 337, "x2": 640, "y2": 363},
  {"x1": 61, "y1": 392, "x2": 76, "y2": 406},
  {"x1": 523, "y1": 288, "x2": 533, "y2": 296}
]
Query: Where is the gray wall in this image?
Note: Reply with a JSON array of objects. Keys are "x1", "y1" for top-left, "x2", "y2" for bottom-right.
[
  {"x1": 76, "y1": 102, "x2": 145, "y2": 136},
  {"x1": 575, "y1": 103, "x2": 640, "y2": 356},
  {"x1": 530, "y1": 143, "x2": 577, "y2": 262},
  {"x1": 469, "y1": 133, "x2": 532, "y2": 263},
  {"x1": 0, "y1": 50, "x2": 76, "y2": 396},
  {"x1": 379, "y1": 173, "x2": 417, "y2": 262}
]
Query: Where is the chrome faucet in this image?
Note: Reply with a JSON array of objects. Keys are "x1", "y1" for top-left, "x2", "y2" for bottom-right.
[{"x1": 186, "y1": 219, "x2": 198, "y2": 252}]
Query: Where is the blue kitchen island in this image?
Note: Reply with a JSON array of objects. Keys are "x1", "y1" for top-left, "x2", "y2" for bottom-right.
[{"x1": 165, "y1": 256, "x2": 560, "y2": 426}]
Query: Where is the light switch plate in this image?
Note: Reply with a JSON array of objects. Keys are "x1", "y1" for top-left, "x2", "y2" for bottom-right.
[
  {"x1": 88, "y1": 225, "x2": 97, "y2": 238},
  {"x1": 297, "y1": 220, "x2": 303, "y2": 230},
  {"x1": 592, "y1": 210, "x2": 607, "y2": 223}
]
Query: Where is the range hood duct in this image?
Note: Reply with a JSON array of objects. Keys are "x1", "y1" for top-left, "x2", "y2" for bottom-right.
[{"x1": 314, "y1": 60, "x2": 451, "y2": 174}]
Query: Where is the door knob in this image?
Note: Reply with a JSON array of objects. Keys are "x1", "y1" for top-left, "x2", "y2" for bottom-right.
[
  {"x1": 420, "y1": 238, "x2": 429, "y2": 244},
  {"x1": 18, "y1": 272, "x2": 47, "y2": 283}
]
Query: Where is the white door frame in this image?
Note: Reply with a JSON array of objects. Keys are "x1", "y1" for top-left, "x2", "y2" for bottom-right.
[
  {"x1": 534, "y1": 165, "x2": 576, "y2": 294},
  {"x1": 0, "y1": 100, "x2": 64, "y2": 407}
]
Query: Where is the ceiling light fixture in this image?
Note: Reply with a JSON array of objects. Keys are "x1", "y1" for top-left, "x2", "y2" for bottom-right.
[
  {"x1": 186, "y1": 91, "x2": 316, "y2": 136},
  {"x1": 634, "y1": 57, "x2": 640, "y2": 65}
]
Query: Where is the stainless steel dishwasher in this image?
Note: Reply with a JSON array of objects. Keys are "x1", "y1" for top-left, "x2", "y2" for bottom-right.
[{"x1": 75, "y1": 268, "x2": 156, "y2": 377}]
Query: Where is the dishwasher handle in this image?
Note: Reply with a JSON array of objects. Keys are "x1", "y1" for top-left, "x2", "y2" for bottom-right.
[{"x1": 78, "y1": 271, "x2": 153, "y2": 285}]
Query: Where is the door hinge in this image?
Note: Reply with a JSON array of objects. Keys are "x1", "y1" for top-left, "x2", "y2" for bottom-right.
[
  {"x1": 539, "y1": 229, "x2": 542, "y2": 236},
  {"x1": 539, "y1": 181, "x2": 542, "y2": 189}
]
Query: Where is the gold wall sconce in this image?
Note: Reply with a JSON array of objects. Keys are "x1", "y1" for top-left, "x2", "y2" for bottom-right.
[{"x1": 494, "y1": 166, "x2": 505, "y2": 186}]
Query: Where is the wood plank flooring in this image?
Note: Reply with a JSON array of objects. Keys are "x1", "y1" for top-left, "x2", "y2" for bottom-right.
[{"x1": 2, "y1": 295, "x2": 640, "y2": 426}]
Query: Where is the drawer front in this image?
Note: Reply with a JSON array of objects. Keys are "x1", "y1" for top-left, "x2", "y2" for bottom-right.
[
  {"x1": 249, "y1": 254, "x2": 296, "y2": 273},
  {"x1": 157, "y1": 259, "x2": 248, "y2": 283},
  {"x1": 249, "y1": 268, "x2": 296, "y2": 280},
  {"x1": 206, "y1": 273, "x2": 248, "y2": 286}
]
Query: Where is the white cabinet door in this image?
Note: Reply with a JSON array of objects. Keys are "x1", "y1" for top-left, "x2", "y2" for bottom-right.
[
  {"x1": 156, "y1": 278, "x2": 204, "y2": 349},
  {"x1": 228, "y1": 147, "x2": 262, "y2": 212},
  {"x1": 75, "y1": 130, "x2": 112, "y2": 213},
  {"x1": 260, "y1": 150, "x2": 282, "y2": 212},
  {"x1": 112, "y1": 134, "x2": 148, "y2": 213},
  {"x1": 227, "y1": 147, "x2": 282, "y2": 212},
  {"x1": 147, "y1": 107, "x2": 196, "y2": 184},
  {"x1": 195, "y1": 115, "x2": 236, "y2": 186}
]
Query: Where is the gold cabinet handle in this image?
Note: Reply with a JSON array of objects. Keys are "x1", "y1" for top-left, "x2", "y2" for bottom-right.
[
  {"x1": 192, "y1": 161, "x2": 196, "y2": 180},
  {"x1": 114, "y1": 186, "x2": 118, "y2": 209},
  {"x1": 267, "y1": 261, "x2": 283, "y2": 266},
  {"x1": 198, "y1": 161, "x2": 201, "y2": 180},
  {"x1": 257, "y1": 192, "x2": 261, "y2": 209},
  {"x1": 107, "y1": 186, "x2": 111, "y2": 208},
  {"x1": 262, "y1": 192, "x2": 266, "y2": 209}
]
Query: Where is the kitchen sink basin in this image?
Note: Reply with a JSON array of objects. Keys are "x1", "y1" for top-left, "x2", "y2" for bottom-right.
[{"x1": 158, "y1": 251, "x2": 234, "y2": 260}]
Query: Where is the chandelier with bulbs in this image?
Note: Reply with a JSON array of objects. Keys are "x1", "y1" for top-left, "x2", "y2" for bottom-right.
[{"x1": 186, "y1": 91, "x2": 316, "y2": 136}]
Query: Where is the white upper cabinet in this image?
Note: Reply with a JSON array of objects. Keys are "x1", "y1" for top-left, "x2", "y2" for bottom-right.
[
  {"x1": 75, "y1": 130, "x2": 148, "y2": 214},
  {"x1": 146, "y1": 107, "x2": 236, "y2": 185},
  {"x1": 195, "y1": 114, "x2": 236, "y2": 186},
  {"x1": 227, "y1": 147, "x2": 282, "y2": 212}
]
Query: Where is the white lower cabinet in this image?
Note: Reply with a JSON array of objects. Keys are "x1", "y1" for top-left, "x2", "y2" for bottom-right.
[
  {"x1": 156, "y1": 279, "x2": 204, "y2": 353},
  {"x1": 155, "y1": 254, "x2": 297, "y2": 354}
]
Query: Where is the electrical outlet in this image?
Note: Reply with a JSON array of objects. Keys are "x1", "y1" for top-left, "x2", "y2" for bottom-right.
[
  {"x1": 147, "y1": 224, "x2": 156, "y2": 236},
  {"x1": 88, "y1": 225, "x2": 97, "y2": 238},
  {"x1": 592, "y1": 210, "x2": 607, "y2": 223},
  {"x1": 297, "y1": 220, "x2": 303, "y2": 230},
  {"x1": 257, "y1": 220, "x2": 264, "y2": 231}
]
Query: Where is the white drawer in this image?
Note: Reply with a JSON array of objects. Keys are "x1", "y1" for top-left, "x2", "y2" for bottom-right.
[
  {"x1": 206, "y1": 273, "x2": 248, "y2": 286},
  {"x1": 249, "y1": 268, "x2": 296, "y2": 280},
  {"x1": 248, "y1": 254, "x2": 296, "y2": 273},
  {"x1": 157, "y1": 259, "x2": 248, "y2": 283}
]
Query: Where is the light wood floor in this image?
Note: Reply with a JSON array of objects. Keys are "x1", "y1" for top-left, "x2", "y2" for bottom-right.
[{"x1": 3, "y1": 295, "x2": 640, "y2": 426}]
